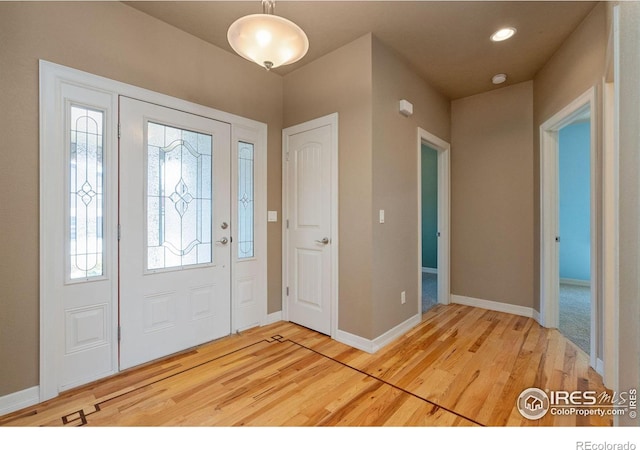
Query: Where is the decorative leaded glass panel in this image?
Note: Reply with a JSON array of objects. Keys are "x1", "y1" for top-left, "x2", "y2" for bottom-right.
[
  {"x1": 69, "y1": 105, "x2": 105, "y2": 280},
  {"x1": 238, "y1": 141, "x2": 254, "y2": 259},
  {"x1": 147, "y1": 122, "x2": 213, "y2": 270}
]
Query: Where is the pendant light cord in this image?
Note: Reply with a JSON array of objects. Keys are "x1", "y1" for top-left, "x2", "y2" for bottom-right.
[{"x1": 262, "y1": 0, "x2": 275, "y2": 15}]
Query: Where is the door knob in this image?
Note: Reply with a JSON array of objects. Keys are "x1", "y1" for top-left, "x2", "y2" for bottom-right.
[
  {"x1": 315, "y1": 237, "x2": 330, "y2": 245},
  {"x1": 217, "y1": 237, "x2": 229, "y2": 245}
]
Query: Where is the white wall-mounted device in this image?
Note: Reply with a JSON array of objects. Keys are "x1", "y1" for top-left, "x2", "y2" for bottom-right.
[{"x1": 399, "y1": 99, "x2": 413, "y2": 117}]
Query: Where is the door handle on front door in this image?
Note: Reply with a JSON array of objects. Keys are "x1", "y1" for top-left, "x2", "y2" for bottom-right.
[
  {"x1": 315, "y1": 237, "x2": 330, "y2": 245},
  {"x1": 217, "y1": 237, "x2": 229, "y2": 245}
]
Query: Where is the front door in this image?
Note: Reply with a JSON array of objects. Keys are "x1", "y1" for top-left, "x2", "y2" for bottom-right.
[{"x1": 119, "y1": 97, "x2": 231, "y2": 370}]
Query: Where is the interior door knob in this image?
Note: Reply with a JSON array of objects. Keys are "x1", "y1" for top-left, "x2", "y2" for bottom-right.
[
  {"x1": 315, "y1": 237, "x2": 330, "y2": 245},
  {"x1": 217, "y1": 237, "x2": 229, "y2": 245}
]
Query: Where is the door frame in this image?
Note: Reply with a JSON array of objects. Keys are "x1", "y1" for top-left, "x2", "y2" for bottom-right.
[
  {"x1": 281, "y1": 113, "x2": 339, "y2": 338},
  {"x1": 601, "y1": 3, "x2": 620, "y2": 391},
  {"x1": 539, "y1": 86, "x2": 598, "y2": 370},
  {"x1": 417, "y1": 128, "x2": 451, "y2": 311},
  {"x1": 39, "y1": 60, "x2": 267, "y2": 401}
]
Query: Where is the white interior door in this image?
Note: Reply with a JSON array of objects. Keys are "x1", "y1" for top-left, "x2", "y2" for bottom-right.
[
  {"x1": 119, "y1": 97, "x2": 231, "y2": 370},
  {"x1": 283, "y1": 115, "x2": 337, "y2": 336}
]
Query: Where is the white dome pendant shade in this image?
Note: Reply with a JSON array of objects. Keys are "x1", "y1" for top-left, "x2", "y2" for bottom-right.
[{"x1": 227, "y1": 2, "x2": 309, "y2": 71}]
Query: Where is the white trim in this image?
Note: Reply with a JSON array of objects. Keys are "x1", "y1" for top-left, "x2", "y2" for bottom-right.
[
  {"x1": 335, "y1": 329, "x2": 376, "y2": 354},
  {"x1": 532, "y1": 309, "x2": 541, "y2": 324},
  {"x1": 0, "y1": 386, "x2": 40, "y2": 416},
  {"x1": 282, "y1": 113, "x2": 339, "y2": 338},
  {"x1": 371, "y1": 313, "x2": 422, "y2": 352},
  {"x1": 560, "y1": 278, "x2": 591, "y2": 287},
  {"x1": 421, "y1": 267, "x2": 438, "y2": 274},
  {"x1": 263, "y1": 311, "x2": 283, "y2": 326},
  {"x1": 596, "y1": 358, "x2": 605, "y2": 376},
  {"x1": 539, "y1": 86, "x2": 598, "y2": 371},
  {"x1": 335, "y1": 313, "x2": 421, "y2": 354},
  {"x1": 602, "y1": 4, "x2": 620, "y2": 392},
  {"x1": 452, "y1": 295, "x2": 536, "y2": 319},
  {"x1": 417, "y1": 128, "x2": 451, "y2": 316}
]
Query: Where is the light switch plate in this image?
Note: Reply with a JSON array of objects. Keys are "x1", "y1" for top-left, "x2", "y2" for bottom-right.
[
  {"x1": 379, "y1": 209, "x2": 385, "y2": 224},
  {"x1": 267, "y1": 211, "x2": 278, "y2": 222}
]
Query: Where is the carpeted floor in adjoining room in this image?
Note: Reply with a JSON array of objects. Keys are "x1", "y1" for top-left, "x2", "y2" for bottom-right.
[
  {"x1": 422, "y1": 272, "x2": 438, "y2": 313},
  {"x1": 559, "y1": 283, "x2": 591, "y2": 355}
]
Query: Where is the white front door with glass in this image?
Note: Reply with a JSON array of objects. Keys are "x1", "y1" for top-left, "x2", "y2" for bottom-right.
[{"x1": 119, "y1": 97, "x2": 231, "y2": 370}]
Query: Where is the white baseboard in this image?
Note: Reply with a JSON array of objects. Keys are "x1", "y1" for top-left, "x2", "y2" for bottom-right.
[
  {"x1": 596, "y1": 358, "x2": 604, "y2": 376},
  {"x1": 421, "y1": 267, "x2": 438, "y2": 274},
  {"x1": 335, "y1": 329, "x2": 376, "y2": 353},
  {"x1": 451, "y1": 294, "x2": 535, "y2": 319},
  {"x1": 532, "y1": 308, "x2": 541, "y2": 324},
  {"x1": 336, "y1": 313, "x2": 421, "y2": 354},
  {"x1": 0, "y1": 386, "x2": 39, "y2": 416},
  {"x1": 560, "y1": 277, "x2": 591, "y2": 287},
  {"x1": 262, "y1": 310, "x2": 283, "y2": 326}
]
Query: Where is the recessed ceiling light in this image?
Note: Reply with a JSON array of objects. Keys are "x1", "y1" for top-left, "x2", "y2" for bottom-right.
[
  {"x1": 492, "y1": 73, "x2": 507, "y2": 85},
  {"x1": 491, "y1": 27, "x2": 517, "y2": 42}
]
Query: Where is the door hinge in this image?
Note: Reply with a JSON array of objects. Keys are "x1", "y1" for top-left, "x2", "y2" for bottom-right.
[
  {"x1": 286, "y1": 287, "x2": 289, "y2": 296},
  {"x1": 117, "y1": 224, "x2": 121, "y2": 241},
  {"x1": 286, "y1": 219, "x2": 289, "y2": 229},
  {"x1": 117, "y1": 326, "x2": 121, "y2": 341},
  {"x1": 286, "y1": 152, "x2": 289, "y2": 162},
  {"x1": 117, "y1": 123, "x2": 121, "y2": 139}
]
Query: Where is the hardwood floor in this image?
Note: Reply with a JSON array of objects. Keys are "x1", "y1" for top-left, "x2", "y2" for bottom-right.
[{"x1": 0, "y1": 304, "x2": 612, "y2": 427}]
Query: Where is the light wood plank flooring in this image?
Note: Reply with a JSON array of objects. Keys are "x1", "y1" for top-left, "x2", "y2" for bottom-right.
[{"x1": 0, "y1": 304, "x2": 611, "y2": 427}]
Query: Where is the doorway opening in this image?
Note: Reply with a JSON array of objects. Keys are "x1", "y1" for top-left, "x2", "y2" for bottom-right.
[
  {"x1": 417, "y1": 128, "x2": 450, "y2": 313},
  {"x1": 540, "y1": 87, "x2": 597, "y2": 369},
  {"x1": 421, "y1": 144, "x2": 439, "y2": 312},
  {"x1": 557, "y1": 117, "x2": 592, "y2": 355}
]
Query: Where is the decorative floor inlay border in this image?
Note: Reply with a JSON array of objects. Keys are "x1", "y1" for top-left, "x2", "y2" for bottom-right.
[{"x1": 55, "y1": 334, "x2": 483, "y2": 427}]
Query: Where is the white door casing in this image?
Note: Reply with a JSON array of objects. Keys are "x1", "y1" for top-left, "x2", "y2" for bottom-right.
[
  {"x1": 540, "y1": 87, "x2": 598, "y2": 370},
  {"x1": 283, "y1": 114, "x2": 338, "y2": 336},
  {"x1": 417, "y1": 128, "x2": 451, "y2": 310},
  {"x1": 601, "y1": 4, "x2": 620, "y2": 392},
  {"x1": 119, "y1": 97, "x2": 231, "y2": 370}
]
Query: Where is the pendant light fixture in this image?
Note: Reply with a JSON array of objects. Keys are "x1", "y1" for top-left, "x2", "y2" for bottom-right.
[{"x1": 227, "y1": 0, "x2": 309, "y2": 71}]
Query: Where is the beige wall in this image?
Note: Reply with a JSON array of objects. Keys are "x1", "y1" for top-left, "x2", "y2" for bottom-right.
[
  {"x1": 283, "y1": 34, "x2": 450, "y2": 340},
  {"x1": 283, "y1": 34, "x2": 374, "y2": 338},
  {"x1": 617, "y1": 0, "x2": 640, "y2": 427},
  {"x1": 450, "y1": 81, "x2": 534, "y2": 307},
  {"x1": 370, "y1": 37, "x2": 450, "y2": 337},
  {"x1": 0, "y1": 2, "x2": 283, "y2": 397},
  {"x1": 532, "y1": 2, "x2": 607, "y2": 312}
]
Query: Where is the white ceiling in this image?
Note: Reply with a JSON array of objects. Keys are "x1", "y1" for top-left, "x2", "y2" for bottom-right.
[{"x1": 125, "y1": 1, "x2": 597, "y2": 99}]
